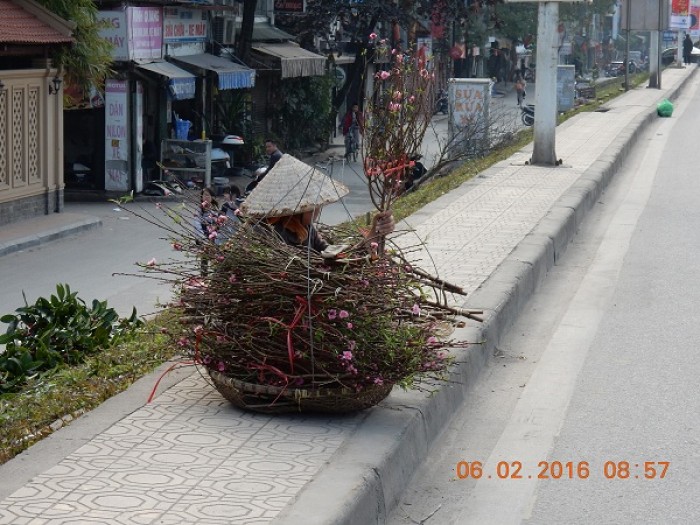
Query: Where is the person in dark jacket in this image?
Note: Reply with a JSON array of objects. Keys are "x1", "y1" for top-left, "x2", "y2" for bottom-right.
[
  {"x1": 683, "y1": 34, "x2": 694, "y2": 65},
  {"x1": 265, "y1": 139, "x2": 283, "y2": 173}
]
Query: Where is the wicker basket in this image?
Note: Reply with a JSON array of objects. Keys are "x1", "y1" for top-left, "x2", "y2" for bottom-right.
[{"x1": 208, "y1": 370, "x2": 394, "y2": 414}]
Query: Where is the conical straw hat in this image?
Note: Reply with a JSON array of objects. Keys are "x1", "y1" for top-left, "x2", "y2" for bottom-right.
[{"x1": 240, "y1": 154, "x2": 350, "y2": 218}]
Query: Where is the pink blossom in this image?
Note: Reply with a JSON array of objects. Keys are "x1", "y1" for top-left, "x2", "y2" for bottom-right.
[
  {"x1": 420, "y1": 69, "x2": 429, "y2": 78},
  {"x1": 369, "y1": 32, "x2": 377, "y2": 40},
  {"x1": 373, "y1": 377, "x2": 384, "y2": 385},
  {"x1": 203, "y1": 355, "x2": 211, "y2": 365},
  {"x1": 341, "y1": 350, "x2": 353, "y2": 361},
  {"x1": 408, "y1": 95, "x2": 416, "y2": 103},
  {"x1": 370, "y1": 242, "x2": 379, "y2": 250},
  {"x1": 186, "y1": 277, "x2": 206, "y2": 288},
  {"x1": 216, "y1": 215, "x2": 227, "y2": 225},
  {"x1": 172, "y1": 242, "x2": 182, "y2": 251},
  {"x1": 217, "y1": 361, "x2": 225, "y2": 372},
  {"x1": 208, "y1": 231, "x2": 218, "y2": 240},
  {"x1": 194, "y1": 325, "x2": 204, "y2": 334},
  {"x1": 147, "y1": 258, "x2": 157, "y2": 267},
  {"x1": 391, "y1": 48, "x2": 398, "y2": 55},
  {"x1": 339, "y1": 310, "x2": 350, "y2": 319},
  {"x1": 228, "y1": 274, "x2": 237, "y2": 283},
  {"x1": 427, "y1": 336, "x2": 438, "y2": 345},
  {"x1": 347, "y1": 365, "x2": 358, "y2": 375},
  {"x1": 347, "y1": 322, "x2": 353, "y2": 329},
  {"x1": 437, "y1": 350, "x2": 448, "y2": 360},
  {"x1": 328, "y1": 309, "x2": 338, "y2": 320},
  {"x1": 177, "y1": 337, "x2": 189, "y2": 347},
  {"x1": 393, "y1": 90, "x2": 402, "y2": 101},
  {"x1": 379, "y1": 70, "x2": 391, "y2": 80},
  {"x1": 216, "y1": 255, "x2": 225, "y2": 262},
  {"x1": 389, "y1": 102, "x2": 401, "y2": 112},
  {"x1": 411, "y1": 303, "x2": 421, "y2": 316}
]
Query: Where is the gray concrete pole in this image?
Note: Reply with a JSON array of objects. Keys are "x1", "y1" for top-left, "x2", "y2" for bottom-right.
[
  {"x1": 649, "y1": 29, "x2": 660, "y2": 88},
  {"x1": 531, "y1": 2, "x2": 558, "y2": 166}
]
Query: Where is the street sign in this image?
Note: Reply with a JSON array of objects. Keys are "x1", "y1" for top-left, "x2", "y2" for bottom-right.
[{"x1": 333, "y1": 67, "x2": 346, "y2": 89}]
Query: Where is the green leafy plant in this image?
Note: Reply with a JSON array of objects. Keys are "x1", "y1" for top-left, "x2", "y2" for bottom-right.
[
  {"x1": 0, "y1": 284, "x2": 143, "y2": 394},
  {"x1": 275, "y1": 73, "x2": 335, "y2": 152}
]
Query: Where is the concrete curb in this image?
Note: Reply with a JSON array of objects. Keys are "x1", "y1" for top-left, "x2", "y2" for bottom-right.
[
  {"x1": 0, "y1": 216, "x2": 102, "y2": 258},
  {"x1": 273, "y1": 71, "x2": 696, "y2": 525}
]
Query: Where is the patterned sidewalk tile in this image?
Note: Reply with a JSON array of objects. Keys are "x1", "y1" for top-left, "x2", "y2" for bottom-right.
[{"x1": 0, "y1": 374, "x2": 358, "y2": 525}]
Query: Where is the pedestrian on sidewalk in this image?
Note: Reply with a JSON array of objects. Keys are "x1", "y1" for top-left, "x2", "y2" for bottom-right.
[
  {"x1": 683, "y1": 33, "x2": 693, "y2": 65},
  {"x1": 342, "y1": 103, "x2": 364, "y2": 161},
  {"x1": 515, "y1": 74, "x2": 527, "y2": 106}
]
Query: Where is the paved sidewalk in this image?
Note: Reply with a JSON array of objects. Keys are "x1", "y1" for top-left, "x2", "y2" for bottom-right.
[{"x1": 0, "y1": 66, "x2": 695, "y2": 525}]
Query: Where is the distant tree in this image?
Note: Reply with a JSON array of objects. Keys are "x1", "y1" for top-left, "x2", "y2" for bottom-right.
[
  {"x1": 35, "y1": 0, "x2": 113, "y2": 92},
  {"x1": 276, "y1": 0, "x2": 508, "y2": 114}
]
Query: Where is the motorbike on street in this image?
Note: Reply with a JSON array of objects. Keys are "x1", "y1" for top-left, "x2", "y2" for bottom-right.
[
  {"x1": 404, "y1": 154, "x2": 428, "y2": 191},
  {"x1": 520, "y1": 104, "x2": 535, "y2": 127},
  {"x1": 434, "y1": 89, "x2": 448, "y2": 115}
]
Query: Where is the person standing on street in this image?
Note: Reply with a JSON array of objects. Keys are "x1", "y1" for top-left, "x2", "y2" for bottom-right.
[
  {"x1": 683, "y1": 34, "x2": 694, "y2": 65},
  {"x1": 515, "y1": 74, "x2": 527, "y2": 107},
  {"x1": 342, "y1": 103, "x2": 364, "y2": 161}
]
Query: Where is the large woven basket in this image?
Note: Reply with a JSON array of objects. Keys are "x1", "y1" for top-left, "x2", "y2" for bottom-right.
[{"x1": 208, "y1": 370, "x2": 393, "y2": 414}]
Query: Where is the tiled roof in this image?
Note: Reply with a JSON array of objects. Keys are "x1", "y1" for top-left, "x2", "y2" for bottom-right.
[{"x1": 0, "y1": 0, "x2": 73, "y2": 45}]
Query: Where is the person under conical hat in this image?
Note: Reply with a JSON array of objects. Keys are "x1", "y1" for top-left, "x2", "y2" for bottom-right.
[
  {"x1": 240, "y1": 154, "x2": 349, "y2": 218},
  {"x1": 239, "y1": 154, "x2": 353, "y2": 253},
  {"x1": 239, "y1": 153, "x2": 394, "y2": 255}
]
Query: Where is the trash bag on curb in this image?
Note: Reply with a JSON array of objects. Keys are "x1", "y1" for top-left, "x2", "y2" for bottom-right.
[{"x1": 657, "y1": 99, "x2": 674, "y2": 117}]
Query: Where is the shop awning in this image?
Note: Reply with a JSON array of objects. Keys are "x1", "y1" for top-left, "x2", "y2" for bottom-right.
[
  {"x1": 251, "y1": 43, "x2": 326, "y2": 78},
  {"x1": 136, "y1": 61, "x2": 196, "y2": 100},
  {"x1": 170, "y1": 53, "x2": 255, "y2": 90}
]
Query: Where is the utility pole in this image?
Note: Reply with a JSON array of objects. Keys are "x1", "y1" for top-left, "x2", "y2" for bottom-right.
[
  {"x1": 504, "y1": 0, "x2": 583, "y2": 165},
  {"x1": 531, "y1": 2, "x2": 559, "y2": 166}
]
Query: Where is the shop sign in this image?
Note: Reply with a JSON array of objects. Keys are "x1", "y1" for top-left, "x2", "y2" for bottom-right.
[
  {"x1": 274, "y1": 0, "x2": 305, "y2": 13},
  {"x1": 670, "y1": 0, "x2": 691, "y2": 29},
  {"x1": 448, "y1": 78, "x2": 490, "y2": 155},
  {"x1": 98, "y1": 11, "x2": 129, "y2": 61},
  {"x1": 128, "y1": 7, "x2": 163, "y2": 60},
  {"x1": 98, "y1": 8, "x2": 162, "y2": 61},
  {"x1": 105, "y1": 79, "x2": 130, "y2": 192},
  {"x1": 163, "y1": 8, "x2": 208, "y2": 43}
]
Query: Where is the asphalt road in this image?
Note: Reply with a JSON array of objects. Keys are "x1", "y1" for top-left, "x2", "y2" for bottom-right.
[
  {"x1": 0, "y1": 201, "x2": 184, "y2": 319},
  {"x1": 387, "y1": 73, "x2": 700, "y2": 524}
]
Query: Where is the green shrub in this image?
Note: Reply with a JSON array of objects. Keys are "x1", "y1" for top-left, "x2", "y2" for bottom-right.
[{"x1": 0, "y1": 284, "x2": 143, "y2": 393}]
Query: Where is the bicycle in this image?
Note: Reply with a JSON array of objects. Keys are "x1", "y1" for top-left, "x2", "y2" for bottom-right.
[{"x1": 344, "y1": 124, "x2": 360, "y2": 162}]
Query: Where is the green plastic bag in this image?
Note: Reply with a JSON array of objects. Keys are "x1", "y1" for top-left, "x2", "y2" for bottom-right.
[{"x1": 657, "y1": 98, "x2": 674, "y2": 117}]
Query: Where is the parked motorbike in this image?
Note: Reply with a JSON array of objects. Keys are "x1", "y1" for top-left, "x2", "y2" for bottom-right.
[
  {"x1": 520, "y1": 104, "x2": 535, "y2": 127},
  {"x1": 435, "y1": 89, "x2": 448, "y2": 115},
  {"x1": 235, "y1": 165, "x2": 268, "y2": 206},
  {"x1": 404, "y1": 154, "x2": 428, "y2": 191}
]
